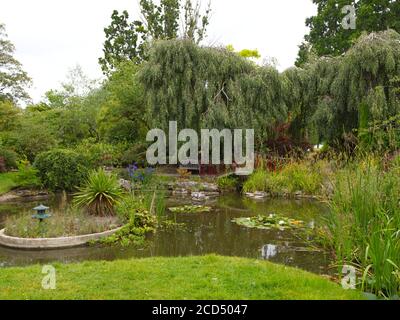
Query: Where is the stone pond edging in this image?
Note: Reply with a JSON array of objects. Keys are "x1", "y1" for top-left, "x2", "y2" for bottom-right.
[{"x1": 0, "y1": 226, "x2": 123, "y2": 250}]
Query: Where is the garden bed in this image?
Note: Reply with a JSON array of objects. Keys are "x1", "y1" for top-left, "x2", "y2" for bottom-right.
[{"x1": 0, "y1": 226, "x2": 124, "y2": 249}]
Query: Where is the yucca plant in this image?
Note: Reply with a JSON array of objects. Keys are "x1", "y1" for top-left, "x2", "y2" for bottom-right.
[{"x1": 74, "y1": 168, "x2": 124, "y2": 216}]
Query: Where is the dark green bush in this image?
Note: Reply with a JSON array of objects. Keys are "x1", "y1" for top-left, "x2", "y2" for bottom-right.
[
  {"x1": 15, "y1": 160, "x2": 42, "y2": 188},
  {"x1": 34, "y1": 149, "x2": 90, "y2": 191},
  {"x1": 0, "y1": 147, "x2": 18, "y2": 171},
  {"x1": 74, "y1": 139, "x2": 124, "y2": 168}
]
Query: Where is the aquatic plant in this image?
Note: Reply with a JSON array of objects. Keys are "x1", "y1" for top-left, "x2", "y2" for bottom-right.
[
  {"x1": 168, "y1": 205, "x2": 211, "y2": 214},
  {"x1": 233, "y1": 214, "x2": 305, "y2": 231},
  {"x1": 217, "y1": 175, "x2": 239, "y2": 192},
  {"x1": 320, "y1": 161, "x2": 400, "y2": 298},
  {"x1": 243, "y1": 161, "x2": 325, "y2": 196}
]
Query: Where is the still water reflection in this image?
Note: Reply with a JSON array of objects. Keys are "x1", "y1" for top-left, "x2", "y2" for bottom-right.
[{"x1": 0, "y1": 194, "x2": 333, "y2": 274}]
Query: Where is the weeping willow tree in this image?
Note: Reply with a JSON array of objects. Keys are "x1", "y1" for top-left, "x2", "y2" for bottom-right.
[
  {"x1": 287, "y1": 30, "x2": 400, "y2": 150},
  {"x1": 139, "y1": 39, "x2": 287, "y2": 148}
]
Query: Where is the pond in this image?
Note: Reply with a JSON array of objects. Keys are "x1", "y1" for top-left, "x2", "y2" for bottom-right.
[{"x1": 0, "y1": 193, "x2": 333, "y2": 275}]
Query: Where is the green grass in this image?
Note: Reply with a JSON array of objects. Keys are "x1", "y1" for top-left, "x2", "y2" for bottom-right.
[
  {"x1": 0, "y1": 172, "x2": 18, "y2": 195},
  {"x1": 0, "y1": 256, "x2": 364, "y2": 300}
]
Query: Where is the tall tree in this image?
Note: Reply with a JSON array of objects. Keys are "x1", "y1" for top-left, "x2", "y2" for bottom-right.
[
  {"x1": 0, "y1": 23, "x2": 31, "y2": 103},
  {"x1": 99, "y1": 0, "x2": 211, "y2": 74},
  {"x1": 296, "y1": 0, "x2": 400, "y2": 66}
]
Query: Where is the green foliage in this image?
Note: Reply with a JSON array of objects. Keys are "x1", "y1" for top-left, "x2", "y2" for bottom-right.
[
  {"x1": 0, "y1": 172, "x2": 18, "y2": 195},
  {"x1": 14, "y1": 160, "x2": 42, "y2": 189},
  {"x1": 74, "y1": 168, "x2": 124, "y2": 216},
  {"x1": 243, "y1": 162, "x2": 324, "y2": 196},
  {"x1": 99, "y1": 1, "x2": 212, "y2": 74},
  {"x1": 3, "y1": 109, "x2": 58, "y2": 162},
  {"x1": 0, "y1": 100, "x2": 20, "y2": 131},
  {"x1": 291, "y1": 30, "x2": 400, "y2": 147},
  {"x1": 97, "y1": 61, "x2": 147, "y2": 144},
  {"x1": 34, "y1": 149, "x2": 90, "y2": 191},
  {"x1": 217, "y1": 175, "x2": 239, "y2": 192},
  {"x1": 297, "y1": 0, "x2": 400, "y2": 65},
  {"x1": 168, "y1": 205, "x2": 211, "y2": 213},
  {"x1": 74, "y1": 139, "x2": 125, "y2": 168},
  {"x1": 100, "y1": 193, "x2": 157, "y2": 246},
  {"x1": 227, "y1": 45, "x2": 261, "y2": 59},
  {"x1": 140, "y1": 40, "x2": 286, "y2": 145},
  {"x1": 0, "y1": 23, "x2": 31, "y2": 103},
  {"x1": 233, "y1": 214, "x2": 305, "y2": 231},
  {"x1": 0, "y1": 147, "x2": 18, "y2": 170},
  {"x1": 99, "y1": 10, "x2": 147, "y2": 74},
  {"x1": 321, "y1": 161, "x2": 400, "y2": 298},
  {"x1": 5, "y1": 206, "x2": 122, "y2": 238}
]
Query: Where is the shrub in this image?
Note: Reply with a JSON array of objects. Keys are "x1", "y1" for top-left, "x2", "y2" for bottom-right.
[
  {"x1": 75, "y1": 140, "x2": 124, "y2": 168},
  {"x1": 74, "y1": 168, "x2": 124, "y2": 216},
  {"x1": 0, "y1": 147, "x2": 18, "y2": 171},
  {"x1": 217, "y1": 175, "x2": 239, "y2": 192},
  {"x1": 15, "y1": 160, "x2": 42, "y2": 189},
  {"x1": 34, "y1": 149, "x2": 90, "y2": 191}
]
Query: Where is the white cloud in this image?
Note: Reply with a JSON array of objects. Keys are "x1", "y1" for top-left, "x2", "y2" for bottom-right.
[{"x1": 0, "y1": 0, "x2": 316, "y2": 103}]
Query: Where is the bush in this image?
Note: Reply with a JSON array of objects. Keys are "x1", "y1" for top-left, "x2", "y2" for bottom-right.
[
  {"x1": 217, "y1": 175, "x2": 239, "y2": 192},
  {"x1": 15, "y1": 160, "x2": 42, "y2": 189},
  {"x1": 75, "y1": 140, "x2": 124, "y2": 168},
  {"x1": 0, "y1": 148, "x2": 18, "y2": 171},
  {"x1": 34, "y1": 149, "x2": 90, "y2": 191},
  {"x1": 74, "y1": 168, "x2": 124, "y2": 216}
]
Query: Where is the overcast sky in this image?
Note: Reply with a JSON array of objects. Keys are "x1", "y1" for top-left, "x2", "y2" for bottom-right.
[{"x1": 0, "y1": 0, "x2": 317, "y2": 103}]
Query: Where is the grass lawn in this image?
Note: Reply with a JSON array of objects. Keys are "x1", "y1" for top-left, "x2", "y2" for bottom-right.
[
  {"x1": 0, "y1": 255, "x2": 364, "y2": 300},
  {"x1": 0, "y1": 172, "x2": 18, "y2": 195}
]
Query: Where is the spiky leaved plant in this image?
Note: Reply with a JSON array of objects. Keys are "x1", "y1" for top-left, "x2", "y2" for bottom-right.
[{"x1": 74, "y1": 168, "x2": 124, "y2": 216}]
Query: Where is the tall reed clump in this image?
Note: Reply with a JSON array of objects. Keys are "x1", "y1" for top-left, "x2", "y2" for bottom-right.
[
  {"x1": 323, "y1": 160, "x2": 400, "y2": 298},
  {"x1": 243, "y1": 161, "x2": 325, "y2": 196}
]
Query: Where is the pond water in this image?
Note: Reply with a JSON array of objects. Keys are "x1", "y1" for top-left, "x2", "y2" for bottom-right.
[{"x1": 0, "y1": 193, "x2": 333, "y2": 275}]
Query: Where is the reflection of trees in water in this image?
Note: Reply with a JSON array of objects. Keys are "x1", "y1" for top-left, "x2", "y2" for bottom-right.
[{"x1": 0, "y1": 193, "x2": 332, "y2": 273}]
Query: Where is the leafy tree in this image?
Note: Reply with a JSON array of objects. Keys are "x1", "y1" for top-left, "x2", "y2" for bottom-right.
[
  {"x1": 97, "y1": 61, "x2": 147, "y2": 144},
  {"x1": 292, "y1": 30, "x2": 400, "y2": 148},
  {"x1": 296, "y1": 0, "x2": 400, "y2": 66},
  {"x1": 99, "y1": 0, "x2": 212, "y2": 74},
  {"x1": 0, "y1": 23, "x2": 31, "y2": 103},
  {"x1": 99, "y1": 10, "x2": 148, "y2": 75},
  {"x1": 140, "y1": 40, "x2": 287, "y2": 149},
  {"x1": 0, "y1": 100, "x2": 21, "y2": 131},
  {"x1": 226, "y1": 45, "x2": 261, "y2": 60}
]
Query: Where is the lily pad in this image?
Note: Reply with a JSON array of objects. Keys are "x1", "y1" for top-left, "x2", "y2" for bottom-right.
[
  {"x1": 168, "y1": 205, "x2": 212, "y2": 214},
  {"x1": 232, "y1": 214, "x2": 305, "y2": 230}
]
